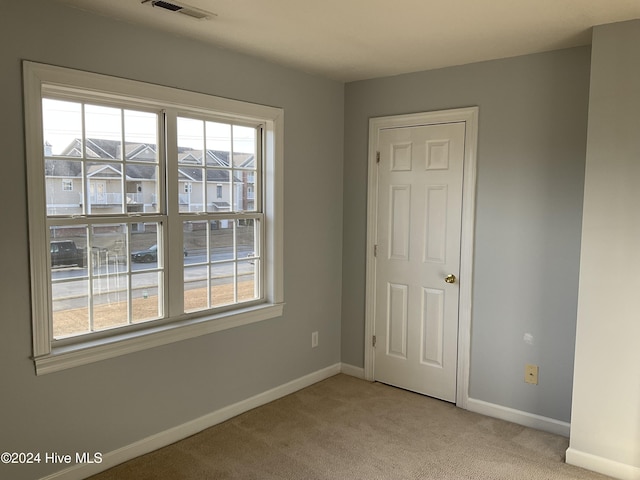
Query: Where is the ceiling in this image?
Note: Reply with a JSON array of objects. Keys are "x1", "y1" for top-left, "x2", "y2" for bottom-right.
[{"x1": 58, "y1": 0, "x2": 640, "y2": 82}]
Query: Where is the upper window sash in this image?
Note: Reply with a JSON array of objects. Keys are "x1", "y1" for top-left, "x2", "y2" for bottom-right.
[{"x1": 42, "y1": 97, "x2": 165, "y2": 218}]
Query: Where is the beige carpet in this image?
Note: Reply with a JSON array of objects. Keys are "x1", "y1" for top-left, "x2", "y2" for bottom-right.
[{"x1": 89, "y1": 374, "x2": 611, "y2": 479}]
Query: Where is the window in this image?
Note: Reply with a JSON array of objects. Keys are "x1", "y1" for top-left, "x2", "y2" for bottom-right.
[{"x1": 24, "y1": 62, "x2": 283, "y2": 374}]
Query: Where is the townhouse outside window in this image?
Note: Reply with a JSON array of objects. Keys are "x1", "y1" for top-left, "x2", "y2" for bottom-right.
[{"x1": 24, "y1": 62, "x2": 284, "y2": 374}]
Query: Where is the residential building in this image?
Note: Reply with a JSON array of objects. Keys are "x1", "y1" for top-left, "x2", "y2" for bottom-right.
[{"x1": 45, "y1": 138, "x2": 253, "y2": 217}]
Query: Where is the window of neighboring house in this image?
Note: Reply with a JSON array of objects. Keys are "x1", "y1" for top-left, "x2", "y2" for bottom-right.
[{"x1": 24, "y1": 62, "x2": 283, "y2": 374}]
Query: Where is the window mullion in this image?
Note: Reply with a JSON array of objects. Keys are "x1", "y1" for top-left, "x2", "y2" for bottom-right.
[
  {"x1": 164, "y1": 109, "x2": 184, "y2": 316},
  {"x1": 207, "y1": 222, "x2": 212, "y2": 309},
  {"x1": 233, "y1": 221, "x2": 238, "y2": 304},
  {"x1": 202, "y1": 120, "x2": 208, "y2": 211},
  {"x1": 230, "y1": 126, "x2": 235, "y2": 212},
  {"x1": 87, "y1": 225, "x2": 95, "y2": 333},
  {"x1": 119, "y1": 109, "x2": 126, "y2": 216},
  {"x1": 81, "y1": 104, "x2": 89, "y2": 216},
  {"x1": 127, "y1": 227, "x2": 133, "y2": 327}
]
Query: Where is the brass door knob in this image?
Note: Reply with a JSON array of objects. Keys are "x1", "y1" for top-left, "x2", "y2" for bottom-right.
[{"x1": 445, "y1": 274, "x2": 457, "y2": 284}]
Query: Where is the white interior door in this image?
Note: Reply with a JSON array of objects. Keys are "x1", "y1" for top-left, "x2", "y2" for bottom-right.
[{"x1": 374, "y1": 121, "x2": 465, "y2": 402}]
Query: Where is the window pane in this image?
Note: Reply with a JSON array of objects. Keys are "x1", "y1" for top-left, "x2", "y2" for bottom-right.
[
  {"x1": 211, "y1": 220, "x2": 234, "y2": 262},
  {"x1": 178, "y1": 117, "x2": 204, "y2": 165},
  {"x1": 45, "y1": 159, "x2": 83, "y2": 216},
  {"x1": 50, "y1": 226, "x2": 88, "y2": 269},
  {"x1": 178, "y1": 168, "x2": 204, "y2": 212},
  {"x1": 52, "y1": 279, "x2": 89, "y2": 339},
  {"x1": 238, "y1": 260, "x2": 258, "y2": 303},
  {"x1": 131, "y1": 272, "x2": 163, "y2": 323},
  {"x1": 125, "y1": 110, "x2": 158, "y2": 162},
  {"x1": 237, "y1": 219, "x2": 257, "y2": 259},
  {"x1": 92, "y1": 274, "x2": 128, "y2": 331},
  {"x1": 42, "y1": 98, "x2": 82, "y2": 157},
  {"x1": 232, "y1": 125, "x2": 256, "y2": 168},
  {"x1": 183, "y1": 221, "x2": 207, "y2": 267},
  {"x1": 206, "y1": 169, "x2": 231, "y2": 212},
  {"x1": 126, "y1": 165, "x2": 158, "y2": 214},
  {"x1": 86, "y1": 162, "x2": 124, "y2": 214},
  {"x1": 130, "y1": 228, "x2": 162, "y2": 269},
  {"x1": 211, "y1": 262, "x2": 234, "y2": 307},
  {"x1": 90, "y1": 223, "x2": 128, "y2": 272},
  {"x1": 85, "y1": 104, "x2": 123, "y2": 160},
  {"x1": 234, "y1": 169, "x2": 257, "y2": 212},
  {"x1": 206, "y1": 121, "x2": 231, "y2": 167},
  {"x1": 184, "y1": 264, "x2": 209, "y2": 312}
]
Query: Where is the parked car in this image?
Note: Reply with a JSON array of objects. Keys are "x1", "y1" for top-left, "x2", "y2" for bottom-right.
[
  {"x1": 50, "y1": 240, "x2": 85, "y2": 267},
  {"x1": 131, "y1": 244, "x2": 158, "y2": 263},
  {"x1": 131, "y1": 244, "x2": 187, "y2": 263}
]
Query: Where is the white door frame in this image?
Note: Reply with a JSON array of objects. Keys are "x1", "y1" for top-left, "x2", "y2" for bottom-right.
[{"x1": 364, "y1": 106, "x2": 478, "y2": 409}]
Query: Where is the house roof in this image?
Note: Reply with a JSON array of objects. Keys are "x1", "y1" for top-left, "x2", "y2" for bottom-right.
[
  {"x1": 44, "y1": 159, "x2": 82, "y2": 177},
  {"x1": 50, "y1": 138, "x2": 253, "y2": 181}
]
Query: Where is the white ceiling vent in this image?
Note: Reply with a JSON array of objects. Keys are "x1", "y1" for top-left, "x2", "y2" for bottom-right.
[{"x1": 141, "y1": 0, "x2": 216, "y2": 20}]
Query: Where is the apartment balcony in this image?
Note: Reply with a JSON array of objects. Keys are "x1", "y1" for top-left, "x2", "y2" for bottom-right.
[{"x1": 89, "y1": 192, "x2": 123, "y2": 206}]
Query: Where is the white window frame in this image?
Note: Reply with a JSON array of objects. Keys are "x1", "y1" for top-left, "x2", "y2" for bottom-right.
[
  {"x1": 61, "y1": 179, "x2": 73, "y2": 191},
  {"x1": 24, "y1": 62, "x2": 284, "y2": 375}
]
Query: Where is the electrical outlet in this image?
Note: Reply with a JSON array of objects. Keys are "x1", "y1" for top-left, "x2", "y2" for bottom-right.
[
  {"x1": 311, "y1": 331, "x2": 319, "y2": 348},
  {"x1": 525, "y1": 364, "x2": 539, "y2": 385}
]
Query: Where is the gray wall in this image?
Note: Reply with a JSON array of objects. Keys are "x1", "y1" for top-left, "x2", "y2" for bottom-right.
[
  {"x1": 0, "y1": 1, "x2": 343, "y2": 478},
  {"x1": 342, "y1": 47, "x2": 590, "y2": 422}
]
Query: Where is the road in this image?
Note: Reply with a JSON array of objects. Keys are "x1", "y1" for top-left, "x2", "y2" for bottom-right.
[{"x1": 51, "y1": 248, "x2": 256, "y2": 311}]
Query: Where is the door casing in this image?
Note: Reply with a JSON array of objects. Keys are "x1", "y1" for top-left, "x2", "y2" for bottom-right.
[{"x1": 364, "y1": 107, "x2": 478, "y2": 408}]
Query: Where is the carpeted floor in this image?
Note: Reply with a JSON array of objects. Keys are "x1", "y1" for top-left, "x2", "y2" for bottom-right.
[{"x1": 89, "y1": 374, "x2": 612, "y2": 479}]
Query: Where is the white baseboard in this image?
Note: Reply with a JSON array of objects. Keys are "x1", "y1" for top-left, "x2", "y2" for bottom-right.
[
  {"x1": 40, "y1": 363, "x2": 342, "y2": 480},
  {"x1": 340, "y1": 363, "x2": 365, "y2": 379},
  {"x1": 566, "y1": 448, "x2": 640, "y2": 480},
  {"x1": 466, "y1": 398, "x2": 571, "y2": 437}
]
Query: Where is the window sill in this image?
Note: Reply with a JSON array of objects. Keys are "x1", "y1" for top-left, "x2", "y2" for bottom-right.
[{"x1": 34, "y1": 302, "x2": 284, "y2": 375}]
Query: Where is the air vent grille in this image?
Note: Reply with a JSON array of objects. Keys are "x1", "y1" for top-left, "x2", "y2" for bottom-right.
[
  {"x1": 153, "y1": 1, "x2": 182, "y2": 12},
  {"x1": 142, "y1": 0, "x2": 216, "y2": 20}
]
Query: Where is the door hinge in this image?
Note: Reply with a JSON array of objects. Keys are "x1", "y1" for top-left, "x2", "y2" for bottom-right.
[
  {"x1": 376, "y1": 151, "x2": 380, "y2": 163},
  {"x1": 374, "y1": 245, "x2": 378, "y2": 257},
  {"x1": 372, "y1": 335, "x2": 377, "y2": 347}
]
